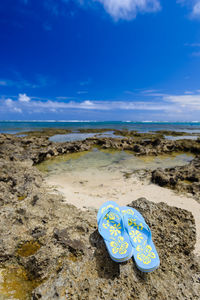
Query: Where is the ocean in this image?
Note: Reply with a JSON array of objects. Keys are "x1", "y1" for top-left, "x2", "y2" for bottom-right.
[{"x1": 0, "y1": 121, "x2": 200, "y2": 134}]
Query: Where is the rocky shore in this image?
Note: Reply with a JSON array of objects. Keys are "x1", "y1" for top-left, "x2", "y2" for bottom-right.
[
  {"x1": 0, "y1": 131, "x2": 200, "y2": 299},
  {"x1": 152, "y1": 156, "x2": 200, "y2": 202}
]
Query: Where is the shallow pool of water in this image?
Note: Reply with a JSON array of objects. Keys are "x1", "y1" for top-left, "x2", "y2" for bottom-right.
[
  {"x1": 16, "y1": 134, "x2": 27, "y2": 137},
  {"x1": 165, "y1": 135, "x2": 199, "y2": 140},
  {"x1": 37, "y1": 148, "x2": 194, "y2": 176},
  {"x1": 49, "y1": 132, "x2": 96, "y2": 142},
  {"x1": 49, "y1": 131, "x2": 123, "y2": 142}
]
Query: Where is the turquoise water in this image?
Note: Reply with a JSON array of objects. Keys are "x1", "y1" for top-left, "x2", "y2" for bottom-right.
[
  {"x1": 49, "y1": 131, "x2": 123, "y2": 142},
  {"x1": 165, "y1": 135, "x2": 199, "y2": 141},
  {"x1": 1, "y1": 121, "x2": 200, "y2": 134},
  {"x1": 37, "y1": 148, "x2": 194, "y2": 175}
]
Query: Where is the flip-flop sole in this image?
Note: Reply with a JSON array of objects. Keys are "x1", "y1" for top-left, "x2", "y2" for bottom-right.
[
  {"x1": 111, "y1": 248, "x2": 134, "y2": 263},
  {"x1": 132, "y1": 239, "x2": 160, "y2": 272}
]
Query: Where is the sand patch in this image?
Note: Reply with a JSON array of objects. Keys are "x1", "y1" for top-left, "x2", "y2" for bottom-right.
[{"x1": 46, "y1": 169, "x2": 200, "y2": 255}]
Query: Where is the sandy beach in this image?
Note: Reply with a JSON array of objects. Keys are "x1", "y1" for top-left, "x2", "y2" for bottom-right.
[{"x1": 46, "y1": 168, "x2": 200, "y2": 255}]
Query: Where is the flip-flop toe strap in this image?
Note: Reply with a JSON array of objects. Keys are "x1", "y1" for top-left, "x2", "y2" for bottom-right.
[
  {"x1": 98, "y1": 207, "x2": 125, "y2": 242},
  {"x1": 123, "y1": 214, "x2": 152, "y2": 245}
]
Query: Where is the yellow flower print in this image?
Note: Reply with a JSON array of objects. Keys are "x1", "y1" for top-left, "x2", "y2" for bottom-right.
[
  {"x1": 135, "y1": 222, "x2": 143, "y2": 231},
  {"x1": 104, "y1": 211, "x2": 120, "y2": 223},
  {"x1": 128, "y1": 218, "x2": 137, "y2": 226},
  {"x1": 128, "y1": 218, "x2": 143, "y2": 231},
  {"x1": 101, "y1": 205, "x2": 114, "y2": 214},
  {"x1": 101, "y1": 205, "x2": 120, "y2": 220},
  {"x1": 110, "y1": 224, "x2": 121, "y2": 236},
  {"x1": 104, "y1": 212, "x2": 115, "y2": 221},
  {"x1": 110, "y1": 236, "x2": 128, "y2": 255},
  {"x1": 122, "y1": 209, "x2": 134, "y2": 216},
  {"x1": 102, "y1": 220, "x2": 110, "y2": 229},
  {"x1": 136, "y1": 245, "x2": 156, "y2": 265},
  {"x1": 130, "y1": 230, "x2": 143, "y2": 243}
]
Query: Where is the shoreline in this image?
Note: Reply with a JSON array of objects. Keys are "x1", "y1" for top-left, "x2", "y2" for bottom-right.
[{"x1": 0, "y1": 129, "x2": 200, "y2": 299}]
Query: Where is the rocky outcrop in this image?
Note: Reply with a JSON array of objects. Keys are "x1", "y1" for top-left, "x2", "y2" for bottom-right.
[
  {"x1": 0, "y1": 158, "x2": 199, "y2": 299},
  {"x1": 0, "y1": 131, "x2": 200, "y2": 299},
  {"x1": 152, "y1": 157, "x2": 200, "y2": 202},
  {"x1": 1, "y1": 132, "x2": 200, "y2": 203},
  {"x1": 31, "y1": 198, "x2": 199, "y2": 299},
  {"x1": 1, "y1": 132, "x2": 200, "y2": 163},
  {"x1": 1, "y1": 132, "x2": 200, "y2": 201}
]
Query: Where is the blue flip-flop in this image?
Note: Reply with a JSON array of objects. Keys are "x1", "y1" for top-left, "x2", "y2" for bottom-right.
[
  {"x1": 97, "y1": 201, "x2": 133, "y2": 262},
  {"x1": 121, "y1": 206, "x2": 159, "y2": 271},
  {"x1": 123, "y1": 211, "x2": 160, "y2": 272},
  {"x1": 97, "y1": 201, "x2": 121, "y2": 224},
  {"x1": 120, "y1": 206, "x2": 145, "y2": 223}
]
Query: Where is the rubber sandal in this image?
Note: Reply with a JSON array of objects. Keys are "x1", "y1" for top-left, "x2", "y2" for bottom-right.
[
  {"x1": 120, "y1": 206, "x2": 145, "y2": 223},
  {"x1": 123, "y1": 213, "x2": 160, "y2": 272},
  {"x1": 97, "y1": 201, "x2": 120, "y2": 224},
  {"x1": 97, "y1": 203, "x2": 133, "y2": 262}
]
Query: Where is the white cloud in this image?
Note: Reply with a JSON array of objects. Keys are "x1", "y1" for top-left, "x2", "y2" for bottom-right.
[
  {"x1": 5, "y1": 98, "x2": 14, "y2": 106},
  {"x1": 184, "y1": 91, "x2": 194, "y2": 94},
  {"x1": 4, "y1": 98, "x2": 22, "y2": 113},
  {"x1": 141, "y1": 89, "x2": 159, "y2": 94},
  {"x1": 18, "y1": 93, "x2": 31, "y2": 102},
  {"x1": 163, "y1": 94, "x2": 200, "y2": 110},
  {"x1": 92, "y1": 0, "x2": 161, "y2": 20},
  {"x1": 4, "y1": 98, "x2": 173, "y2": 111},
  {"x1": 177, "y1": 0, "x2": 200, "y2": 18},
  {"x1": 13, "y1": 107, "x2": 22, "y2": 113},
  {"x1": 1, "y1": 91, "x2": 200, "y2": 120},
  {"x1": 192, "y1": 1, "x2": 200, "y2": 17},
  {"x1": 43, "y1": 0, "x2": 200, "y2": 21}
]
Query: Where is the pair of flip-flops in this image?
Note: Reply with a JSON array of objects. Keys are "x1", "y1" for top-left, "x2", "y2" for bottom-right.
[{"x1": 97, "y1": 201, "x2": 160, "y2": 272}]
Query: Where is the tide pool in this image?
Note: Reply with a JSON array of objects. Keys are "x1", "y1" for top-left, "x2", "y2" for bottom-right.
[{"x1": 37, "y1": 148, "x2": 194, "y2": 175}]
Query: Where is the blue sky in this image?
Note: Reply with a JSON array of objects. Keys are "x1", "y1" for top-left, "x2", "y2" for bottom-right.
[{"x1": 0, "y1": 0, "x2": 200, "y2": 121}]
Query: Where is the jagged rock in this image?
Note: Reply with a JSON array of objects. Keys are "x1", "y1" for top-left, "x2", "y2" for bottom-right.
[
  {"x1": 152, "y1": 157, "x2": 200, "y2": 201},
  {"x1": 53, "y1": 228, "x2": 85, "y2": 255},
  {"x1": 32, "y1": 198, "x2": 200, "y2": 300},
  {"x1": 0, "y1": 132, "x2": 200, "y2": 299}
]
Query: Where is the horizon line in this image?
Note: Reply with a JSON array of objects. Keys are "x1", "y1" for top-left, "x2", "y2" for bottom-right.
[{"x1": 0, "y1": 120, "x2": 200, "y2": 123}]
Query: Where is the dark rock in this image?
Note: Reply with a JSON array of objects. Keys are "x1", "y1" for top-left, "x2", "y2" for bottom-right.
[
  {"x1": 31, "y1": 227, "x2": 46, "y2": 239},
  {"x1": 54, "y1": 228, "x2": 85, "y2": 255},
  {"x1": 151, "y1": 156, "x2": 200, "y2": 201},
  {"x1": 31, "y1": 195, "x2": 39, "y2": 206},
  {"x1": 26, "y1": 257, "x2": 45, "y2": 280}
]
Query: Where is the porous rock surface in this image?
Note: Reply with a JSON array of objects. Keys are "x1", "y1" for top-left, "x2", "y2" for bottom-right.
[
  {"x1": 1, "y1": 132, "x2": 200, "y2": 163},
  {"x1": 152, "y1": 157, "x2": 200, "y2": 202},
  {"x1": 0, "y1": 133, "x2": 200, "y2": 299},
  {"x1": 31, "y1": 198, "x2": 200, "y2": 300},
  {"x1": 1, "y1": 132, "x2": 200, "y2": 200}
]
